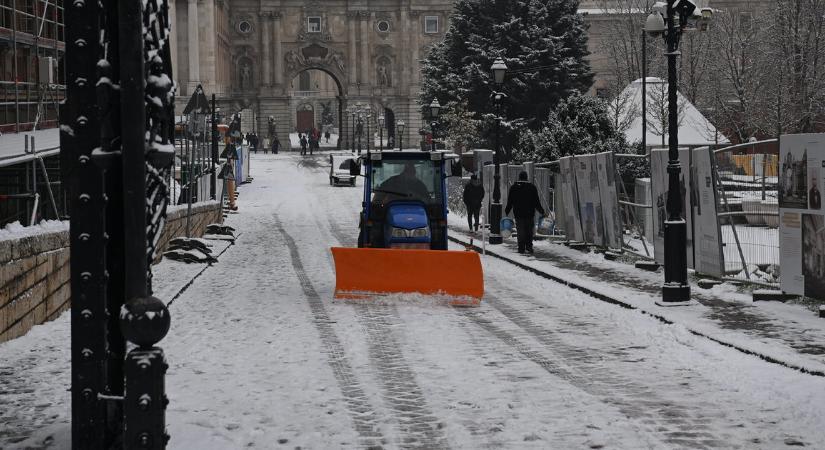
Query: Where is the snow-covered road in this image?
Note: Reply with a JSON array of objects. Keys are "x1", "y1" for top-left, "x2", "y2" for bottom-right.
[{"x1": 3, "y1": 152, "x2": 825, "y2": 449}]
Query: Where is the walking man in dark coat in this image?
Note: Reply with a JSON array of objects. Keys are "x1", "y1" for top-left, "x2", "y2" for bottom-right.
[
  {"x1": 505, "y1": 171, "x2": 545, "y2": 253},
  {"x1": 300, "y1": 134, "x2": 308, "y2": 155},
  {"x1": 462, "y1": 174, "x2": 485, "y2": 232}
]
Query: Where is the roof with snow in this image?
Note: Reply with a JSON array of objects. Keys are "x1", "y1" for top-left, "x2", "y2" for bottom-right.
[
  {"x1": 0, "y1": 128, "x2": 60, "y2": 167},
  {"x1": 617, "y1": 77, "x2": 730, "y2": 147}
]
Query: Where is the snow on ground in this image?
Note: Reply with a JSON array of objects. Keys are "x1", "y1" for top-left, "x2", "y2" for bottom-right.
[{"x1": 3, "y1": 152, "x2": 825, "y2": 449}]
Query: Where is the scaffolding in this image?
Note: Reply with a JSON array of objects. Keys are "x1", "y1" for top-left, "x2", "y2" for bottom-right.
[
  {"x1": 0, "y1": 0, "x2": 66, "y2": 227},
  {"x1": 0, "y1": 0, "x2": 65, "y2": 133}
]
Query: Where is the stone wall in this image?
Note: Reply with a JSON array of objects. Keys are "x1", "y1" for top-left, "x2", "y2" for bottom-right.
[{"x1": 0, "y1": 201, "x2": 223, "y2": 343}]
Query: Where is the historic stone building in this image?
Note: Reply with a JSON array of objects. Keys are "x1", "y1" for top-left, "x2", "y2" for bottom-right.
[
  {"x1": 170, "y1": 0, "x2": 774, "y2": 147},
  {"x1": 170, "y1": 0, "x2": 454, "y2": 148}
]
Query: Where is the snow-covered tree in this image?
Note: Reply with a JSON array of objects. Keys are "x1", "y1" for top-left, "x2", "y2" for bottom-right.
[
  {"x1": 514, "y1": 92, "x2": 628, "y2": 162},
  {"x1": 420, "y1": 0, "x2": 594, "y2": 150}
]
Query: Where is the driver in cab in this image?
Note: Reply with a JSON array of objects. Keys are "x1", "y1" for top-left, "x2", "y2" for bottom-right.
[{"x1": 373, "y1": 161, "x2": 431, "y2": 204}]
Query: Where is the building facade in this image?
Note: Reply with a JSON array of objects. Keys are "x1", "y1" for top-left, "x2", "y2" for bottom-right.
[
  {"x1": 0, "y1": 0, "x2": 64, "y2": 133},
  {"x1": 171, "y1": 0, "x2": 453, "y2": 148}
]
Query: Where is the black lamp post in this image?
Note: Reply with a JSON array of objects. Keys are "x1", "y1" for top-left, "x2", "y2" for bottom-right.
[
  {"x1": 646, "y1": 0, "x2": 712, "y2": 304},
  {"x1": 378, "y1": 113, "x2": 385, "y2": 151},
  {"x1": 366, "y1": 110, "x2": 372, "y2": 154},
  {"x1": 488, "y1": 57, "x2": 507, "y2": 245},
  {"x1": 429, "y1": 98, "x2": 441, "y2": 152},
  {"x1": 350, "y1": 106, "x2": 357, "y2": 153},
  {"x1": 397, "y1": 120, "x2": 406, "y2": 150}
]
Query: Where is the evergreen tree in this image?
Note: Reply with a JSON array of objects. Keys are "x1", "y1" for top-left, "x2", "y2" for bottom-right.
[
  {"x1": 515, "y1": 92, "x2": 627, "y2": 162},
  {"x1": 420, "y1": 0, "x2": 594, "y2": 148}
]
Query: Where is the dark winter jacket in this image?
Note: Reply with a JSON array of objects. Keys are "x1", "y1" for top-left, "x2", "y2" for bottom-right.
[
  {"x1": 462, "y1": 182, "x2": 485, "y2": 209},
  {"x1": 505, "y1": 181, "x2": 545, "y2": 219}
]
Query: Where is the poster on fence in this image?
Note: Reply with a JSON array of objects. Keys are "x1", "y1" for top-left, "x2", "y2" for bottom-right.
[
  {"x1": 595, "y1": 152, "x2": 622, "y2": 249},
  {"x1": 559, "y1": 156, "x2": 583, "y2": 242},
  {"x1": 574, "y1": 154, "x2": 604, "y2": 246},
  {"x1": 779, "y1": 133, "x2": 825, "y2": 297},
  {"x1": 651, "y1": 148, "x2": 693, "y2": 266},
  {"x1": 691, "y1": 147, "x2": 724, "y2": 277}
]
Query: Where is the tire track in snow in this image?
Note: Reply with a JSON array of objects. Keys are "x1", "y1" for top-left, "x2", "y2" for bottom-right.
[
  {"x1": 274, "y1": 218, "x2": 385, "y2": 449},
  {"x1": 319, "y1": 211, "x2": 451, "y2": 449},
  {"x1": 462, "y1": 283, "x2": 726, "y2": 449}
]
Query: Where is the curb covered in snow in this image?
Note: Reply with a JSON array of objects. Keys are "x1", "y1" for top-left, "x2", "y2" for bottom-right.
[{"x1": 449, "y1": 235, "x2": 825, "y2": 378}]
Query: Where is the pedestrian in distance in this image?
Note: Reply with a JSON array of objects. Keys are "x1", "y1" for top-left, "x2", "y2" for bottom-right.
[
  {"x1": 505, "y1": 171, "x2": 546, "y2": 254},
  {"x1": 300, "y1": 134, "x2": 308, "y2": 155},
  {"x1": 463, "y1": 174, "x2": 485, "y2": 232},
  {"x1": 325, "y1": 130, "x2": 331, "y2": 143},
  {"x1": 272, "y1": 136, "x2": 280, "y2": 154}
]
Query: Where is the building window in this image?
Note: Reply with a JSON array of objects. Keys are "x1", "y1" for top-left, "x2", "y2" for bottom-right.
[
  {"x1": 596, "y1": 88, "x2": 608, "y2": 99},
  {"x1": 237, "y1": 20, "x2": 252, "y2": 34},
  {"x1": 377, "y1": 20, "x2": 390, "y2": 33},
  {"x1": 424, "y1": 16, "x2": 439, "y2": 34},
  {"x1": 307, "y1": 16, "x2": 322, "y2": 33}
]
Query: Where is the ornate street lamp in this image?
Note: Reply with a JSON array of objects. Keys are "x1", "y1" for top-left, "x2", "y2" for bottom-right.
[
  {"x1": 488, "y1": 57, "x2": 507, "y2": 245},
  {"x1": 397, "y1": 120, "x2": 406, "y2": 150},
  {"x1": 378, "y1": 113, "x2": 385, "y2": 151},
  {"x1": 645, "y1": 0, "x2": 712, "y2": 304},
  {"x1": 429, "y1": 98, "x2": 441, "y2": 153}
]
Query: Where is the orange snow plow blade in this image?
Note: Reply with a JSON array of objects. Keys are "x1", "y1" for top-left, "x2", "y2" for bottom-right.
[{"x1": 331, "y1": 247, "x2": 484, "y2": 306}]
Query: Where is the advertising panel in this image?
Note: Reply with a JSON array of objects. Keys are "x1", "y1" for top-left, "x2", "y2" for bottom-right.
[
  {"x1": 559, "y1": 157, "x2": 583, "y2": 242},
  {"x1": 691, "y1": 147, "x2": 724, "y2": 277},
  {"x1": 651, "y1": 148, "x2": 693, "y2": 266},
  {"x1": 779, "y1": 133, "x2": 825, "y2": 297},
  {"x1": 574, "y1": 154, "x2": 604, "y2": 245},
  {"x1": 595, "y1": 152, "x2": 622, "y2": 249}
]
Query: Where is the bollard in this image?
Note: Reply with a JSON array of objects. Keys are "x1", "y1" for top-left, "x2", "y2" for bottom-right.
[{"x1": 121, "y1": 296, "x2": 171, "y2": 449}]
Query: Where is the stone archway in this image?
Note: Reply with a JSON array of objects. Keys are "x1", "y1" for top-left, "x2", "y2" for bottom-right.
[{"x1": 285, "y1": 60, "x2": 349, "y2": 149}]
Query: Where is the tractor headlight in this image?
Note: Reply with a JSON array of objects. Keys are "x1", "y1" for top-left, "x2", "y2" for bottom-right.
[
  {"x1": 411, "y1": 227, "x2": 430, "y2": 238},
  {"x1": 391, "y1": 227, "x2": 430, "y2": 238}
]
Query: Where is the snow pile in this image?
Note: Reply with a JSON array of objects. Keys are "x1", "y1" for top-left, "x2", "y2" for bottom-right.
[{"x1": 0, "y1": 219, "x2": 68, "y2": 242}]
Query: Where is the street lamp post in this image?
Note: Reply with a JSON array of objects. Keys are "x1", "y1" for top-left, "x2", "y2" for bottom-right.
[
  {"x1": 429, "y1": 99, "x2": 441, "y2": 152},
  {"x1": 646, "y1": 1, "x2": 712, "y2": 304},
  {"x1": 397, "y1": 120, "x2": 406, "y2": 150},
  {"x1": 378, "y1": 114, "x2": 385, "y2": 151},
  {"x1": 366, "y1": 110, "x2": 372, "y2": 154},
  {"x1": 488, "y1": 57, "x2": 507, "y2": 245}
]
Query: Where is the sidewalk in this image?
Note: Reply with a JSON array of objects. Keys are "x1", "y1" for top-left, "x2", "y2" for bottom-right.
[
  {"x1": 0, "y1": 238, "x2": 233, "y2": 449},
  {"x1": 448, "y1": 220, "x2": 825, "y2": 377}
]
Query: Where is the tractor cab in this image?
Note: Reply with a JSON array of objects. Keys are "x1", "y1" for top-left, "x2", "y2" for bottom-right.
[{"x1": 357, "y1": 151, "x2": 458, "y2": 250}]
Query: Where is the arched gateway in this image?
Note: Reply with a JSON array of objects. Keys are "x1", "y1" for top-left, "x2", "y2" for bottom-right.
[{"x1": 171, "y1": 1, "x2": 454, "y2": 150}]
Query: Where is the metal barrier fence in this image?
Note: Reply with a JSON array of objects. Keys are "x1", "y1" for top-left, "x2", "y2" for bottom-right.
[{"x1": 713, "y1": 140, "x2": 779, "y2": 286}]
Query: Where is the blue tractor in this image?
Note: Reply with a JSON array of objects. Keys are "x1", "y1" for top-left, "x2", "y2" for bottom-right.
[
  {"x1": 330, "y1": 150, "x2": 484, "y2": 303},
  {"x1": 355, "y1": 151, "x2": 460, "y2": 249}
]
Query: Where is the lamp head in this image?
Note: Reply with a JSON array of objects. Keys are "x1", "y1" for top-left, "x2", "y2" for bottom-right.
[
  {"x1": 491, "y1": 57, "x2": 507, "y2": 85},
  {"x1": 397, "y1": 119, "x2": 406, "y2": 134},
  {"x1": 378, "y1": 114, "x2": 385, "y2": 127},
  {"x1": 645, "y1": 12, "x2": 666, "y2": 35},
  {"x1": 429, "y1": 99, "x2": 441, "y2": 119}
]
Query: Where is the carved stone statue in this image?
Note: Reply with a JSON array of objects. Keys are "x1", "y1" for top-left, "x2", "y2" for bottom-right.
[
  {"x1": 377, "y1": 60, "x2": 391, "y2": 87},
  {"x1": 331, "y1": 51, "x2": 346, "y2": 73},
  {"x1": 285, "y1": 50, "x2": 305, "y2": 71},
  {"x1": 321, "y1": 101, "x2": 334, "y2": 126},
  {"x1": 240, "y1": 62, "x2": 252, "y2": 89}
]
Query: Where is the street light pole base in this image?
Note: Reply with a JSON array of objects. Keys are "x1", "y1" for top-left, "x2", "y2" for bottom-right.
[
  {"x1": 658, "y1": 283, "x2": 692, "y2": 306},
  {"x1": 488, "y1": 234, "x2": 503, "y2": 245}
]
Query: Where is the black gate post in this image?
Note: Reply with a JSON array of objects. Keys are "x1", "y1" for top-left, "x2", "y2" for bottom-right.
[{"x1": 62, "y1": 0, "x2": 108, "y2": 447}]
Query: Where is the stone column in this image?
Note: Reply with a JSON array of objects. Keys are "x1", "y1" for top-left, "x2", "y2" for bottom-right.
[
  {"x1": 347, "y1": 12, "x2": 358, "y2": 86},
  {"x1": 187, "y1": 0, "x2": 200, "y2": 93},
  {"x1": 273, "y1": 12, "x2": 283, "y2": 86},
  {"x1": 169, "y1": 0, "x2": 178, "y2": 83},
  {"x1": 409, "y1": 11, "x2": 420, "y2": 89},
  {"x1": 399, "y1": 9, "x2": 409, "y2": 91},
  {"x1": 359, "y1": 11, "x2": 370, "y2": 87},
  {"x1": 203, "y1": 0, "x2": 216, "y2": 93},
  {"x1": 260, "y1": 13, "x2": 271, "y2": 86}
]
